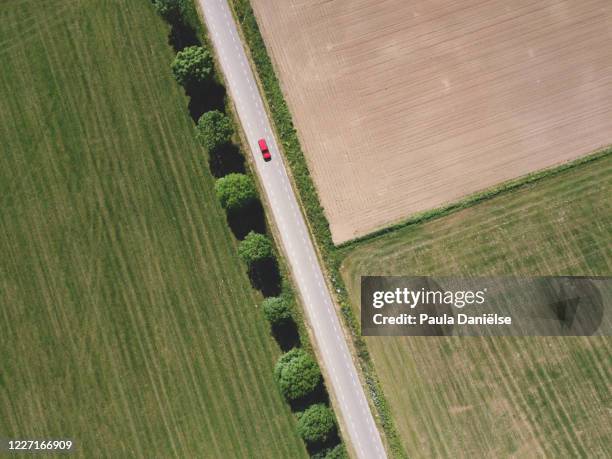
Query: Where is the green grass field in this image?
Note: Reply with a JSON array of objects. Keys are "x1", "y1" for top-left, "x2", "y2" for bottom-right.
[
  {"x1": 341, "y1": 155, "x2": 612, "y2": 457},
  {"x1": 0, "y1": 1, "x2": 306, "y2": 457}
]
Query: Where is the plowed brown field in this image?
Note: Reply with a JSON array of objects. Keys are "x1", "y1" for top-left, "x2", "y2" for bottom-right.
[{"x1": 251, "y1": 0, "x2": 612, "y2": 243}]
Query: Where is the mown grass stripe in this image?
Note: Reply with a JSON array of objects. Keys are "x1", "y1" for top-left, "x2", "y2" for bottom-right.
[{"x1": 0, "y1": 1, "x2": 306, "y2": 457}]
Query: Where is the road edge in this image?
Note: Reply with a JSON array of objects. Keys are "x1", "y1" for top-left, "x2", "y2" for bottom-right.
[{"x1": 225, "y1": 1, "x2": 408, "y2": 457}]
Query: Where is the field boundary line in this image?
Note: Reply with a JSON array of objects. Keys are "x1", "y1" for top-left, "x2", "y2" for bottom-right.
[{"x1": 339, "y1": 145, "x2": 612, "y2": 252}]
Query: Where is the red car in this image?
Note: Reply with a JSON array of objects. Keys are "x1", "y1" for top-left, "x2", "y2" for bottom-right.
[{"x1": 258, "y1": 138, "x2": 272, "y2": 162}]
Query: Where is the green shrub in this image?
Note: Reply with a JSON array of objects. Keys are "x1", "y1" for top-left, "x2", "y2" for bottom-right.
[
  {"x1": 196, "y1": 110, "x2": 234, "y2": 152},
  {"x1": 152, "y1": 0, "x2": 185, "y2": 22},
  {"x1": 274, "y1": 349, "x2": 321, "y2": 401},
  {"x1": 238, "y1": 232, "x2": 273, "y2": 265},
  {"x1": 171, "y1": 46, "x2": 213, "y2": 87},
  {"x1": 296, "y1": 403, "x2": 336, "y2": 445},
  {"x1": 324, "y1": 443, "x2": 348, "y2": 459},
  {"x1": 214, "y1": 173, "x2": 257, "y2": 212},
  {"x1": 310, "y1": 443, "x2": 348, "y2": 459},
  {"x1": 262, "y1": 296, "x2": 292, "y2": 326}
]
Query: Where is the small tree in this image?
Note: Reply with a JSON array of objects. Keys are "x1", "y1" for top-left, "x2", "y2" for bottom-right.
[
  {"x1": 262, "y1": 296, "x2": 292, "y2": 326},
  {"x1": 238, "y1": 232, "x2": 273, "y2": 265},
  {"x1": 152, "y1": 0, "x2": 185, "y2": 22},
  {"x1": 296, "y1": 403, "x2": 337, "y2": 445},
  {"x1": 214, "y1": 173, "x2": 257, "y2": 212},
  {"x1": 324, "y1": 444, "x2": 348, "y2": 459},
  {"x1": 274, "y1": 348, "x2": 321, "y2": 401},
  {"x1": 171, "y1": 46, "x2": 213, "y2": 87},
  {"x1": 197, "y1": 110, "x2": 233, "y2": 152}
]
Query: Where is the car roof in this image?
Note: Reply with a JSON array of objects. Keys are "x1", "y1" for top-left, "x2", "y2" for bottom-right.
[{"x1": 258, "y1": 138, "x2": 268, "y2": 149}]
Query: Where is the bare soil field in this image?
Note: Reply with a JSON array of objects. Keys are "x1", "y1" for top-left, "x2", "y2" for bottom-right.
[{"x1": 250, "y1": 0, "x2": 612, "y2": 243}]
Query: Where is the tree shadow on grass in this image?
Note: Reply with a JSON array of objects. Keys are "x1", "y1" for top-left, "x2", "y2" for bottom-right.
[
  {"x1": 168, "y1": 19, "x2": 200, "y2": 52},
  {"x1": 291, "y1": 386, "x2": 341, "y2": 457},
  {"x1": 209, "y1": 144, "x2": 245, "y2": 178},
  {"x1": 305, "y1": 432, "x2": 341, "y2": 458},
  {"x1": 271, "y1": 320, "x2": 301, "y2": 351},
  {"x1": 187, "y1": 80, "x2": 226, "y2": 122},
  {"x1": 164, "y1": 17, "x2": 225, "y2": 122},
  {"x1": 227, "y1": 200, "x2": 267, "y2": 240},
  {"x1": 248, "y1": 257, "x2": 281, "y2": 297}
]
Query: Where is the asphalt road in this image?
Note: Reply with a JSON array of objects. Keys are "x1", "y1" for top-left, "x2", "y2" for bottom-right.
[{"x1": 197, "y1": 1, "x2": 387, "y2": 458}]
